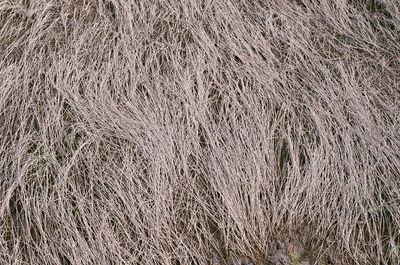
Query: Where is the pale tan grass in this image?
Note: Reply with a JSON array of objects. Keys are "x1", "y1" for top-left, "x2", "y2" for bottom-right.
[{"x1": 0, "y1": 0, "x2": 399, "y2": 264}]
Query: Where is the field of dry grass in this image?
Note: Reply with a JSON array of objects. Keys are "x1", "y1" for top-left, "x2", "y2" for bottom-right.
[{"x1": 0, "y1": 0, "x2": 399, "y2": 264}]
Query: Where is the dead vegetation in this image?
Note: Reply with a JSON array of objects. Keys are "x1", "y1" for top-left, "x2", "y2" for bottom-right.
[{"x1": 0, "y1": 0, "x2": 399, "y2": 264}]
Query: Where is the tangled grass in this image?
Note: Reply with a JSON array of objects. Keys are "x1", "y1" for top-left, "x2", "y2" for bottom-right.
[{"x1": 1, "y1": 0, "x2": 399, "y2": 264}]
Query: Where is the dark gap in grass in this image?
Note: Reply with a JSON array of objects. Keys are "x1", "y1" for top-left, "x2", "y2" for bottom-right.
[
  {"x1": 27, "y1": 141, "x2": 38, "y2": 154},
  {"x1": 349, "y1": 0, "x2": 395, "y2": 30},
  {"x1": 59, "y1": 254, "x2": 72, "y2": 265},
  {"x1": 136, "y1": 82, "x2": 150, "y2": 99},
  {"x1": 294, "y1": 0, "x2": 307, "y2": 9},
  {"x1": 62, "y1": 100, "x2": 77, "y2": 124},
  {"x1": 178, "y1": 28, "x2": 194, "y2": 51},
  {"x1": 208, "y1": 84, "x2": 224, "y2": 122},
  {"x1": 105, "y1": 1, "x2": 116, "y2": 20},
  {"x1": 362, "y1": 0, "x2": 390, "y2": 16},
  {"x1": 21, "y1": 0, "x2": 30, "y2": 8},
  {"x1": 198, "y1": 124, "x2": 208, "y2": 149},
  {"x1": 275, "y1": 137, "x2": 291, "y2": 193},
  {"x1": 298, "y1": 145, "x2": 308, "y2": 174},
  {"x1": 233, "y1": 54, "x2": 243, "y2": 65},
  {"x1": 8, "y1": 186, "x2": 24, "y2": 237},
  {"x1": 29, "y1": 221, "x2": 41, "y2": 245}
]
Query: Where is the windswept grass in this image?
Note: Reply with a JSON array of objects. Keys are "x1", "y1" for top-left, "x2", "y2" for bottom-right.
[{"x1": 0, "y1": 0, "x2": 399, "y2": 264}]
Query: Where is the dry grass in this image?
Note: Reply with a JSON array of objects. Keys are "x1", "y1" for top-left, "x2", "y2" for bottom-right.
[{"x1": 0, "y1": 0, "x2": 399, "y2": 264}]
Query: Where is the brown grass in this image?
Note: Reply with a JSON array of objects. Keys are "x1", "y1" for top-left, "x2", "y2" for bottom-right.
[{"x1": 0, "y1": 0, "x2": 399, "y2": 264}]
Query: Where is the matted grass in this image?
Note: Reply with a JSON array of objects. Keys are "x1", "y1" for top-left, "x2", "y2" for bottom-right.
[{"x1": 0, "y1": 0, "x2": 399, "y2": 264}]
